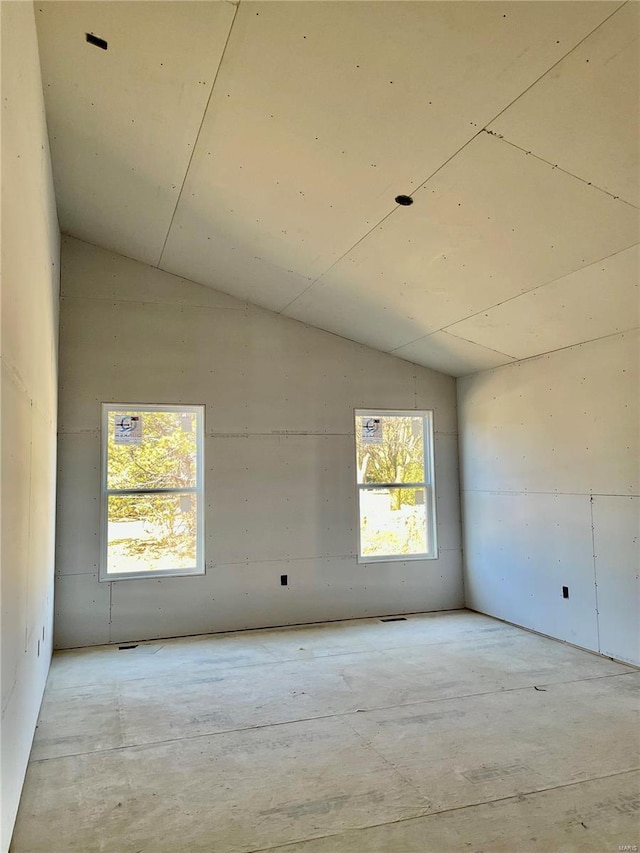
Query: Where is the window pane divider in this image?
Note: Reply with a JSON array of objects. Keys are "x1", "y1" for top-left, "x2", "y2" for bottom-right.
[
  {"x1": 358, "y1": 482, "x2": 426, "y2": 489},
  {"x1": 107, "y1": 487, "x2": 198, "y2": 495}
]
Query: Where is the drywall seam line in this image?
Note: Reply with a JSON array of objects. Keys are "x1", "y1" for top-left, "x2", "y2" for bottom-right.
[
  {"x1": 438, "y1": 242, "x2": 640, "y2": 331},
  {"x1": 460, "y1": 490, "x2": 639, "y2": 498},
  {"x1": 277, "y1": 207, "x2": 398, "y2": 313},
  {"x1": 0, "y1": 354, "x2": 37, "y2": 404},
  {"x1": 389, "y1": 243, "x2": 639, "y2": 353},
  {"x1": 279, "y1": 3, "x2": 627, "y2": 318},
  {"x1": 108, "y1": 582, "x2": 113, "y2": 644},
  {"x1": 207, "y1": 549, "x2": 462, "y2": 566},
  {"x1": 23, "y1": 402, "x2": 35, "y2": 654},
  {"x1": 279, "y1": 129, "x2": 486, "y2": 314},
  {"x1": 60, "y1": 236, "x2": 259, "y2": 309},
  {"x1": 401, "y1": 328, "x2": 517, "y2": 359},
  {"x1": 53, "y1": 547, "x2": 463, "y2": 578},
  {"x1": 247, "y1": 768, "x2": 640, "y2": 853},
  {"x1": 455, "y1": 414, "x2": 467, "y2": 607},
  {"x1": 485, "y1": 1, "x2": 628, "y2": 129},
  {"x1": 590, "y1": 496, "x2": 602, "y2": 652},
  {"x1": 589, "y1": 493, "x2": 639, "y2": 498},
  {"x1": 62, "y1": 232, "x2": 461, "y2": 377},
  {"x1": 460, "y1": 326, "x2": 640, "y2": 378},
  {"x1": 32, "y1": 673, "x2": 637, "y2": 762},
  {"x1": 486, "y1": 130, "x2": 638, "y2": 208},
  {"x1": 61, "y1": 295, "x2": 251, "y2": 312},
  {"x1": 156, "y1": 1, "x2": 240, "y2": 269}
]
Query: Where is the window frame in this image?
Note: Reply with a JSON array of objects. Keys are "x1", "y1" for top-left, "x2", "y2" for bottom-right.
[
  {"x1": 99, "y1": 402, "x2": 205, "y2": 582},
  {"x1": 354, "y1": 408, "x2": 438, "y2": 563}
]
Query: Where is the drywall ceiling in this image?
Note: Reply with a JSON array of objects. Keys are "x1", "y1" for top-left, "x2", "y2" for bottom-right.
[{"x1": 36, "y1": 1, "x2": 639, "y2": 377}]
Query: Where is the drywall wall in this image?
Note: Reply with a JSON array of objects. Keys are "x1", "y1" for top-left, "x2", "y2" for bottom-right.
[
  {"x1": 458, "y1": 331, "x2": 639, "y2": 665},
  {"x1": 55, "y1": 237, "x2": 462, "y2": 648},
  {"x1": 1, "y1": 4, "x2": 60, "y2": 850}
]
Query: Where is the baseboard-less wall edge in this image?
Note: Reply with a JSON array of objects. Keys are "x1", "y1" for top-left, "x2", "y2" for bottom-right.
[
  {"x1": 465, "y1": 607, "x2": 640, "y2": 671},
  {"x1": 54, "y1": 606, "x2": 468, "y2": 651}
]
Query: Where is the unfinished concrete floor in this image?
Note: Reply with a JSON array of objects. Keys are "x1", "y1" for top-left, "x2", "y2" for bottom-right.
[{"x1": 11, "y1": 610, "x2": 640, "y2": 852}]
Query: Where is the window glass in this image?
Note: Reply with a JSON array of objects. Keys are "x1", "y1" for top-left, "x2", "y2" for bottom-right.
[
  {"x1": 355, "y1": 410, "x2": 437, "y2": 561},
  {"x1": 356, "y1": 414, "x2": 425, "y2": 484},
  {"x1": 101, "y1": 404, "x2": 204, "y2": 581},
  {"x1": 107, "y1": 410, "x2": 198, "y2": 490}
]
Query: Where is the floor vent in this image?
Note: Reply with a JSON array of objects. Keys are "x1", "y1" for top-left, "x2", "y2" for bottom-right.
[
  {"x1": 380, "y1": 617, "x2": 407, "y2": 623},
  {"x1": 118, "y1": 644, "x2": 138, "y2": 650}
]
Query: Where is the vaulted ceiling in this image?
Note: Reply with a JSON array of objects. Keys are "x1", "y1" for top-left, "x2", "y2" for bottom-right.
[{"x1": 36, "y1": 1, "x2": 639, "y2": 376}]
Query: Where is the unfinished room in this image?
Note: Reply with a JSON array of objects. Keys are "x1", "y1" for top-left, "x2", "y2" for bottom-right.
[{"x1": 2, "y1": 1, "x2": 639, "y2": 851}]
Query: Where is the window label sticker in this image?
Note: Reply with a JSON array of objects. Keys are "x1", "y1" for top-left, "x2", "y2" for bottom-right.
[
  {"x1": 362, "y1": 417, "x2": 383, "y2": 444},
  {"x1": 114, "y1": 415, "x2": 143, "y2": 445}
]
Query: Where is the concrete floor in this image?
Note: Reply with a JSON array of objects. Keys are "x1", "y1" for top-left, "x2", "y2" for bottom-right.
[{"x1": 11, "y1": 610, "x2": 640, "y2": 852}]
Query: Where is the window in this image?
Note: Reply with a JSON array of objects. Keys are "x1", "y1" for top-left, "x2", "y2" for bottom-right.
[
  {"x1": 100, "y1": 404, "x2": 204, "y2": 581},
  {"x1": 355, "y1": 409, "x2": 437, "y2": 562}
]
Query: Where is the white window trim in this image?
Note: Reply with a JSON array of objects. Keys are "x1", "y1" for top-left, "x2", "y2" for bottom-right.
[
  {"x1": 355, "y1": 408, "x2": 438, "y2": 563},
  {"x1": 100, "y1": 403, "x2": 205, "y2": 582}
]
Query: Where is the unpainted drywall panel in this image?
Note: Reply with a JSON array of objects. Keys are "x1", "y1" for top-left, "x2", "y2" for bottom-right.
[
  {"x1": 490, "y1": 2, "x2": 640, "y2": 206},
  {"x1": 434, "y1": 435, "x2": 462, "y2": 552},
  {"x1": 0, "y1": 631, "x2": 51, "y2": 853},
  {"x1": 205, "y1": 307, "x2": 359, "y2": 435},
  {"x1": 58, "y1": 296, "x2": 254, "y2": 435},
  {"x1": 394, "y1": 331, "x2": 516, "y2": 378},
  {"x1": 206, "y1": 435, "x2": 357, "y2": 565},
  {"x1": 61, "y1": 236, "x2": 251, "y2": 311},
  {"x1": 161, "y1": 235, "x2": 315, "y2": 315},
  {"x1": 350, "y1": 345, "x2": 431, "y2": 419},
  {"x1": 56, "y1": 428, "x2": 459, "y2": 624},
  {"x1": 26, "y1": 407, "x2": 56, "y2": 647},
  {"x1": 35, "y1": 1, "x2": 235, "y2": 264},
  {"x1": 414, "y1": 370, "x2": 459, "y2": 437},
  {"x1": 284, "y1": 132, "x2": 638, "y2": 351},
  {"x1": 462, "y1": 491, "x2": 598, "y2": 651},
  {"x1": 1, "y1": 3, "x2": 59, "y2": 847},
  {"x1": 56, "y1": 242, "x2": 461, "y2": 647},
  {"x1": 161, "y1": 1, "x2": 616, "y2": 297},
  {"x1": 267, "y1": 550, "x2": 464, "y2": 625},
  {"x1": 445, "y1": 244, "x2": 640, "y2": 359},
  {"x1": 1, "y1": 368, "x2": 32, "y2": 689},
  {"x1": 457, "y1": 332, "x2": 639, "y2": 496},
  {"x1": 458, "y1": 331, "x2": 638, "y2": 665},
  {"x1": 54, "y1": 573, "x2": 111, "y2": 649},
  {"x1": 2, "y1": 7, "x2": 59, "y2": 417},
  {"x1": 592, "y1": 496, "x2": 640, "y2": 665},
  {"x1": 55, "y1": 433, "x2": 101, "y2": 576},
  {"x1": 58, "y1": 290, "x2": 433, "y2": 438},
  {"x1": 108, "y1": 573, "x2": 219, "y2": 646},
  {"x1": 107, "y1": 551, "x2": 463, "y2": 645}
]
